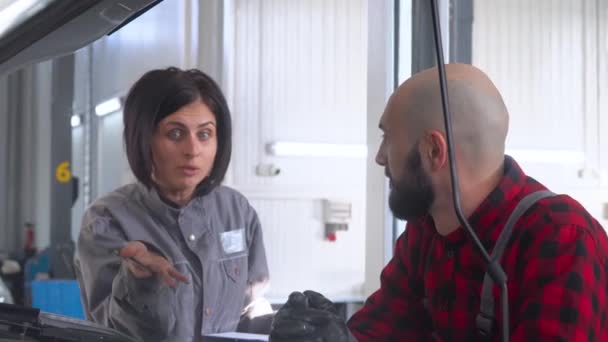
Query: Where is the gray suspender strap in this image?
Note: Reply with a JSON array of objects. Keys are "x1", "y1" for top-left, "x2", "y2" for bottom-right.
[{"x1": 476, "y1": 190, "x2": 556, "y2": 339}]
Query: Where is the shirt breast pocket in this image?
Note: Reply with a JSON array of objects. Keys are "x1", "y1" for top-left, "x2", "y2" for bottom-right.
[{"x1": 221, "y1": 253, "x2": 248, "y2": 284}]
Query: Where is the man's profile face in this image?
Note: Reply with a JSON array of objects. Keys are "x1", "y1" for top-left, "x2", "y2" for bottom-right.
[
  {"x1": 387, "y1": 142, "x2": 435, "y2": 220},
  {"x1": 376, "y1": 98, "x2": 435, "y2": 221}
]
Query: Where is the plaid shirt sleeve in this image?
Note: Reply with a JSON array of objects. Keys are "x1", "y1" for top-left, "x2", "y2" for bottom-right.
[
  {"x1": 510, "y1": 223, "x2": 607, "y2": 341},
  {"x1": 347, "y1": 225, "x2": 432, "y2": 341}
]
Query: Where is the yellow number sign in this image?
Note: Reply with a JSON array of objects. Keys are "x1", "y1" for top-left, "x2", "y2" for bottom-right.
[{"x1": 55, "y1": 161, "x2": 72, "y2": 183}]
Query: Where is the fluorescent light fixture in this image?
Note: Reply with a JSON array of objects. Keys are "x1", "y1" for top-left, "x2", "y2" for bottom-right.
[
  {"x1": 266, "y1": 142, "x2": 367, "y2": 158},
  {"x1": 505, "y1": 148, "x2": 585, "y2": 165},
  {"x1": 70, "y1": 114, "x2": 81, "y2": 127},
  {"x1": 95, "y1": 97, "x2": 122, "y2": 117},
  {"x1": 266, "y1": 142, "x2": 584, "y2": 164}
]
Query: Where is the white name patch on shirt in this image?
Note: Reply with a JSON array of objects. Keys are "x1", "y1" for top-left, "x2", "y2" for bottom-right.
[{"x1": 220, "y1": 228, "x2": 245, "y2": 254}]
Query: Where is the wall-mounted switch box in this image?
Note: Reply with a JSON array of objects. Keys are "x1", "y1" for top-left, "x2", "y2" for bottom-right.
[{"x1": 322, "y1": 199, "x2": 352, "y2": 241}]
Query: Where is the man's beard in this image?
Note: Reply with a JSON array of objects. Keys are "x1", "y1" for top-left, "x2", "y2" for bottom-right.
[{"x1": 388, "y1": 146, "x2": 435, "y2": 221}]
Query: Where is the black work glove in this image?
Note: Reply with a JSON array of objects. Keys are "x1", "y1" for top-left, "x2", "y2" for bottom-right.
[{"x1": 269, "y1": 290, "x2": 354, "y2": 342}]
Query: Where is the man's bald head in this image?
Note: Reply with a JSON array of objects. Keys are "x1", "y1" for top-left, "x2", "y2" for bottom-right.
[{"x1": 386, "y1": 64, "x2": 509, "y2": 170}]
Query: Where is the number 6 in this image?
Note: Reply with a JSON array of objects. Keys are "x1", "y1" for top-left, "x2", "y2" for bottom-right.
[{"x1": 56, "y1": 161, "x2": 71, "y2": 183}]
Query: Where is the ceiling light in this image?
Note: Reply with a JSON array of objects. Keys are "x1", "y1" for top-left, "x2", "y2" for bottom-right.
[
  {"x1": 70, "y1": 114, "x2": 81, "y2": 127},
  {"x1": 95, "y1": 97, "x2": 121, "y2": 117}
]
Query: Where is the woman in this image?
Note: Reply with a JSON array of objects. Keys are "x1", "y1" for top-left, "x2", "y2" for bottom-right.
[{"x1": 75, "y1": 67, "x2": 271, "y2": 342}]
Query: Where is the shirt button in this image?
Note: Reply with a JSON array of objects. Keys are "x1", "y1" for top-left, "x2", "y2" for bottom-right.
[
  {"x1": 447, "y1": 250, "x2": 454, "y2": 258},
  {"x1": 205, "y1": 308, "x2": 212, "y2": 316},
  {"x1": 234, "y1": 266, "x2": 240, "y2": 276},
  {"x1": 188, "y1": 234, "x2": 196, "y2": 242}
]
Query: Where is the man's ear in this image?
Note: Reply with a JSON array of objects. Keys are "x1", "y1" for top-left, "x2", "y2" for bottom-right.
[{"x1": 420, "y1": 130, "x2": 448, "y2": 172}]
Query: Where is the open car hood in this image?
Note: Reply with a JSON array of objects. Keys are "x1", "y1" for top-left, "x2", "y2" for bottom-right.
[
  {"x1": 0, "y1": 303, "x2": 138, "y2": 341},
  {"x1": 0, "y1": 0, "x2": 163, "y2": 75}
]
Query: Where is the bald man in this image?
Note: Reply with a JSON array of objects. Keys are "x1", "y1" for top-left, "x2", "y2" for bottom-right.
[{"x1": 269, "y1": 64, "x2": 608, "y2": 342}]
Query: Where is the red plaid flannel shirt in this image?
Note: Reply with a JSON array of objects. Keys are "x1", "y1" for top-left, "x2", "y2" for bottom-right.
[{"x1": 348, "y1": 156, "x2": 608, "y2": 341}]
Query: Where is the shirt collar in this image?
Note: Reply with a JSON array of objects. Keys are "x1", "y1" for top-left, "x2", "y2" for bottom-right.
[
  {"x1": 137, "y1": 183, "x2": 207, "y2": 225},
  {"x1": 434, "y1": 155, "x2": 529, "y2": 246}
]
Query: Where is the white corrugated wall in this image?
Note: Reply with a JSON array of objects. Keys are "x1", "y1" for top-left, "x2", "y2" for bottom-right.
[
  {"x1": 472, "y1": 0, "x2": 608, "y2": 226},
  {"x1": 225, "y1": 0, "x2": 368, "y2": 301}
]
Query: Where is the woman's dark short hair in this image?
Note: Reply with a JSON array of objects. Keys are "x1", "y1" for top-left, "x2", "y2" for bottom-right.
[{"x1": 123, "y1": 67, "x2": 232, "y2": 196}]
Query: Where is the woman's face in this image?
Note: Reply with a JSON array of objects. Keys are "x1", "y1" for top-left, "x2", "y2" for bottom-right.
[{"x1": 151, "y1": 99, "x2": 218, "y2": 199}]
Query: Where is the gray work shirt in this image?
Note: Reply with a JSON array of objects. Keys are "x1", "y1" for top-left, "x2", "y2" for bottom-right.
[{"x1": 74, "y1": 183, "x2": 270, "y2": 342}]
